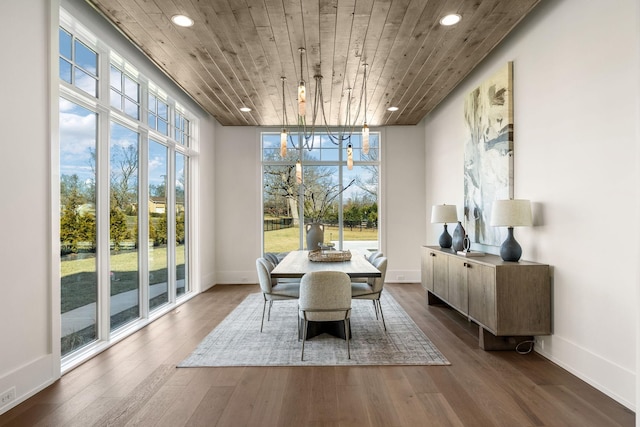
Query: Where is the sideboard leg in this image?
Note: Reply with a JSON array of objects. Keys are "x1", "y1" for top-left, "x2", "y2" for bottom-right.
[
  {"x1": 478, "y1": 326, "x2": 533, "y2": 351},
  {"x1": 427, "y1": 291, "x2": 445, "y2": 306}
]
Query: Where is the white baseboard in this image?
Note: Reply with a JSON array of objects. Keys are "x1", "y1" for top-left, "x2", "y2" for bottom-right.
[
  {"x1": 215, "y1": 270, "x2": 257, "y2": 285},
  {"x1": 534, "y1": 335, "x2": 635, "y2": 411},
  {"x1": 386, "y1": 269, "x2": 420, "y2": 283},
  {"x1": 201, "y1": 271, "x2": 217, "y2": 291},
  {"x1": 0, "y1": 354, "x2": 57, "y2": 415}
]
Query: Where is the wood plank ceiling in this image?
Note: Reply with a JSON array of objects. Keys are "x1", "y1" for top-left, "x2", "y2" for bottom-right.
[{"x1": 86, "y1": 0, "x2": 541, "y2": 127}]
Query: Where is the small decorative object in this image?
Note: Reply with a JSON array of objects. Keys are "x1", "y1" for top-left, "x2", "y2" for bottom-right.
[
  {"x1": 452, "y1": 221, "x2": 466, "y2": 251},
  {"x1": 308, "y1": 249, "x2": 352, "y2": 262},
  {"x1": 490, "y1": 199, "x2": 532, "y2": 262},
  {"x1": 463, "y1": 235, "x2": 471, "y2": 251},
  {"x1": 431, "y1": 204, "x2": 458, "y2": 248},
  {"x1": 303, "y1": 180, "x2": 357, "y2": 249},
  {"x1": 305, "y1": 223, "x2": 324, "y2": 251},
  {"x1": 457, "y1": 234, "x2": 485, "y2": 257}
]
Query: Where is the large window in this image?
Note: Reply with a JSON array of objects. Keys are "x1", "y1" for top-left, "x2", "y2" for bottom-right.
[
  {"x1": 149, "y1": 140, "x2": 168, "y2": 310},
  {"x1": 58, "y1": 11, "x2": 196, "y2": 361},
  {"x1": 262, "y1": 132, "x2": 379, "y2": 254},
  {"x1": 59, "y1": 27, "x2": 98, "y2": 97},
  {"x1": 59, "y1": 99, "x2": 98, "y2": 355},
  {"x1": 109, "y1": 122, "x2": 140, "y2": 330}
]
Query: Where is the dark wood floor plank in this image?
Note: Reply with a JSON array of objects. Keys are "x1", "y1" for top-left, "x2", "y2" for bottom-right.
[
  {"x1": 245, "y1": 367, "x2": 291, "y2": 427},
  {"x1": 306, "y1": 367, "x2": 339, "y2": 425},
  {"x1": 380, "y1": 366, "x2": 433, "y2": 425},
  {"x1": 335, "y1": 383, "x2": 372, "y2": 426},
  {"x1": 415, "y1": 392, "x2": 466, "y2": 427},
  {"x1": 359, "y1": 366, "x2": 404, "y2": 426},
  {"x1": 278, "y1": 367, "x2": 315, "y2": 426},
  {"x1": 152, "y1": 369, "x2": 229, "y2": 427},
  {"x1": 0, "y1": 283, "x2": 634, "y2": 427}
]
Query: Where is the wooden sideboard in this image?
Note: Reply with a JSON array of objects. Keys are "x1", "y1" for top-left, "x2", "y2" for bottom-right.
[{"x1": 421, "y1": 246, "x2": 551, "y2": 350}]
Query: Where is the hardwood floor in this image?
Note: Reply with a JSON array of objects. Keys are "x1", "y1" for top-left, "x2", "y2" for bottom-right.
[{"x1": 0, "y1": 284, "x2": 634, "y2": 426}]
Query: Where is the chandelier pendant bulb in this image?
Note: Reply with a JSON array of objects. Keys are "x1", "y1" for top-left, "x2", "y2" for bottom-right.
[
  {"x1": 280, "y1": 76, "x2": 288, "y2": 158},
  {"x1": 298, "y1": 81, "x2": 306, "y2": 117},
  {"x1": 298, "y1": 48, "x2": 306, "y2": 118},
  {"x1": 347, "y1": 142, "x2": 353, "y2": 170},
  {"x1": 280, "y1": 129, "x2": 287, "y2": 157},
  {"x1": 362, "y1": 63, "x2": 370, "y2": 155},
  {"x1": 295, "y1": 160, "x2": 302, "y2": 184},
  {"x1": 362, "y1": 123, "x2": 369, "y2": 154}
]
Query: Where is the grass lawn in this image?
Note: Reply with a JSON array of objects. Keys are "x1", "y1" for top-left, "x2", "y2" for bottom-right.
[
  {"x1": 264, "y1": 224, "x2": 378, "y2": 253},
  {"x1": 61, "y1": 245, "x2": 185, "y2": 313},
  {"x1": 61, "y1": 245, "x2": 184, "y2": 276}
]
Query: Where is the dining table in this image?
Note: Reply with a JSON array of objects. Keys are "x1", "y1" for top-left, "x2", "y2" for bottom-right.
[
  {"x1": 270, "y1": 249, "x2": 381, "y2": 279},
  {"x1": 271, "y1": 250, "x2": 381, "y2": 340}
]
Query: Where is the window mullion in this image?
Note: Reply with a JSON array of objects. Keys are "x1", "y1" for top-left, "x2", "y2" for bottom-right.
[
  {"x1": 138, "y1": 129, "x2": 150, "y2": 318},
  {"x1": 97, "y1": 109, "x2": 111, "y2": 343},
  {"x1": 167, "y1": 150, "x2": 177, "y2": 303},
  {"x1": 338, "y1": 139, "x2": 344, "y2": 250}
]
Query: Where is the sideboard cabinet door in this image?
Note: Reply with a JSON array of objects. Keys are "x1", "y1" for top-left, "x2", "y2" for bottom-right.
[
  {"x1": 467, "y1": 262, "x2": 497, "y2": 333},
  {"x1": 420, "y1": 246, "x2": 433, "y2": 291},
  {"x1": 432, "y1": 251, "x2": 449, "y2": 300},
  {"x1": 447, "y1": 257, "x2": 469, "y2": 315}
]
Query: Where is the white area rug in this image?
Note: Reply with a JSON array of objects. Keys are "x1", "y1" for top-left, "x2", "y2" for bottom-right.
[{"x1": 178, "y1": 292, "x2": 449, "y2": 367}]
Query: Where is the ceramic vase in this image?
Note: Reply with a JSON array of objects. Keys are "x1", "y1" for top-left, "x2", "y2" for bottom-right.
[
  {"x1": 305, "y1": 223, "x2": 324, "y2": 250},
  {"x1": 452, "y1": 221, "x2": 465, "y2": 252}
]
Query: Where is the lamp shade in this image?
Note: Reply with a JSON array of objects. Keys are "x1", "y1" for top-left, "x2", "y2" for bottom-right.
[
  {"x1": 431, "y1": 204, "x2": 458, "y2": 224},
  {"x1": 490, "y1": 199, "x2": 532, "y2": 227}
]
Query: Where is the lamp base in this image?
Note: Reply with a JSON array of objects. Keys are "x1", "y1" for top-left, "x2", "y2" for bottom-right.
[
  {"x1": 500, "y1": 227, "x2": 522, "y2": 262},
  {"x1": 439, "y1": 224, "x2": 452, "y2": 248}
]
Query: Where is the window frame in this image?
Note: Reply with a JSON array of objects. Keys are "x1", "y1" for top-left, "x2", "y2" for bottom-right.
[
  {"x1": 57, "y1": 9, "x2": 198, "y2": 371},
  {"x1": 261, "y1": 130, "x2": 381, "y2": 253}
]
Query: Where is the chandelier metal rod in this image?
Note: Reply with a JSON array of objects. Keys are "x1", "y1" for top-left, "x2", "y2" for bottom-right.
[{"x1": 292, "y1": 48, "x2": 369, "y2": 151}]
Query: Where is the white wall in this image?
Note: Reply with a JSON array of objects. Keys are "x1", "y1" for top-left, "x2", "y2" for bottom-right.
[
  {"x1": 0, "y1": 0, "x2": 217, "y2": 413},
  {"x1": 214, "y1": 126, "x2": 263, "y2": 284},
  {"x1": 0, "y1": 0, "x2": 55, "y2": 413},
  {"x1": 423, "y1": 0, "x2": 639, "y2": 410},
  {"x1": 382, "y1": 126, "x2": 426, "y2": 282},
  {"x1": 213, "y1": 125, "x2": 427, "y2": 284}
]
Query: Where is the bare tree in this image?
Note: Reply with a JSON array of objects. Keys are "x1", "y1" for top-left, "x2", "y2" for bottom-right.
[{"x1": 110, "y1": 143, "x2": 138, "y2": 212}]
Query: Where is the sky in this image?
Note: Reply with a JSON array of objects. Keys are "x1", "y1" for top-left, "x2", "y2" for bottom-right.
[{"x1": 59, "y1": 99, "x2": 182, "y2": 192}]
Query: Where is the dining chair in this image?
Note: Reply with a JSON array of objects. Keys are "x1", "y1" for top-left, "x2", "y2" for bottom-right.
[
  {"x1": 298, "y1": 271, "x2": 352, "y2": 360},
  {"x1": 256, "y1": 257, "x2": 299, "y2": 332},
  {"x1": 351, "y1": 251, "x2": 383, "y2": 284},
  {"x1": 351, "y1": 256, "x2": 388, "y2": 330},
  {"x1": 367, "y1": 251, "x2": 383, "y2": 264},
  {"x1": 264, "y1": 252, "x2": 280, "y2": 266}
]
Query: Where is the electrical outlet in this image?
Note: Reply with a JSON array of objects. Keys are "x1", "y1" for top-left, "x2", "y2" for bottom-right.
[
  {"x1": 535, "y1": 338, "x2": 544, "y2": 350},
  {"x1": 0, "y1": 387, "x2": 16, "y2": 407}
]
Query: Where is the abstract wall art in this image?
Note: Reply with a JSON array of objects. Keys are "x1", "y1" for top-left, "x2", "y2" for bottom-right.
[{"x1": 463, "y1": 62, "x2": 514, "y2": 247}]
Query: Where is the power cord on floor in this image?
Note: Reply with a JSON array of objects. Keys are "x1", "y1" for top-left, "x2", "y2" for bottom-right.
[{"x1": 515, "y1": 339, "x2": 535, "y2": 354}]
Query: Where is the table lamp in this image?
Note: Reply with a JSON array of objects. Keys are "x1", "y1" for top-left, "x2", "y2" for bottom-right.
[
  {"x1": 490, "y1": 199, "x2": 532, "y2": 262},
  {"x1": 431, "y1": 204, "x2": 458, "y2": 248}
]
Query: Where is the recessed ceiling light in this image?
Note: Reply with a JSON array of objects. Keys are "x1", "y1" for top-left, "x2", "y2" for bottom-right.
[
  {"x1": 387, "y1": 106, "x2": 399, "y2": 112},
  {"x1": 439, "y1": 14, "x2": 461, "y2": 26},
  {"x1": 239, "y1": 107, "x2": 252, "y2": 112},
  {"x1": 171, "y1": 14, "x2": 194, "y2": 27}
]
